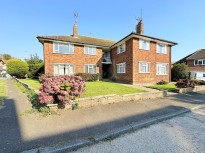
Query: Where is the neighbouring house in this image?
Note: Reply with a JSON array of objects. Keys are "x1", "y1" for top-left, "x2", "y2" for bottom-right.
[
  {"x1": 37, "y1": 20, "x2": 177, "y2": 84},
  {"x1": 0, "y1": 58, "x2": 6, "y2": 75},
  {"x1": 176, "y1": 49, "x2": 205, "y2": 80}
]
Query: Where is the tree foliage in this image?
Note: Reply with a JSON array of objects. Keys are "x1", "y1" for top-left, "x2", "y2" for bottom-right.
[
  {"x1": 2, "y1": 54, "x2": 12, "y2": 60},
  {"x1": 6, "y1": 59, "x2": 29, "y2": 78},
  {"x1": 171, "y1": 63, "x2": 189, "y2": 81},
  {"x1": 25, "y1": 53, "x2": 44, "y2": 78}
]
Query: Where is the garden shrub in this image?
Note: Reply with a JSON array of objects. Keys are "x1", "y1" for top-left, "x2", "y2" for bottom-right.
[
  {"x1": 171, "y1": 63, "x2": 188, "y2": 81},
  {"x1": 6, "y1": 59, "x2": 29, "y2": 78},
  {"x1": 75, "y1": 73, "x2": 99, "y2": 81},
  {"x1": 193, "y1": 80, "x2": 205, "y2": 85},
  {"x1": 176, "y1": 79, "x2": 195, "y2": 88},
  {"x1": 156, "y1": 80, "x2": 168, "y2": 85},
  {"x1": 38, "y1": 75, "x2": 86, "y2": 106}
]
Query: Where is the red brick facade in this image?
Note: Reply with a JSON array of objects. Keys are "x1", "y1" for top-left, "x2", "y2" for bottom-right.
[
  {"x1": 43, "y1": 41, "x2": 102, "y2": 76},
  {"x1": 110, "y1": 38, "x2": 171, "y2": 84}
]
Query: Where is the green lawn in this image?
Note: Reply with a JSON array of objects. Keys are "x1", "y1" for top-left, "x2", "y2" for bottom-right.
[
  {"x1": 19, "y1": 79, "x2": 146, "y2": 97},
  {"x1": 19, "y1": 78, "x2": 41, "y2": 90},
  {"x1": 0, "y1": 80, "x2": 7, "y2": 107},
  {"x1": 82, "y1": 81, "x2": 145, "y2": 97},
  {"x1": 147, "y1": 83, "x2": 176, "y2": 92}
]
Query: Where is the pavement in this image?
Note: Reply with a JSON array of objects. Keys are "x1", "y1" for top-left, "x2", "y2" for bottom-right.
[
  {"x1": 72, "y1": 107, "x2": 205, "y2": 153},
  {"x1": 1, "y1": 79, "x2": 205, "y2": 153}
]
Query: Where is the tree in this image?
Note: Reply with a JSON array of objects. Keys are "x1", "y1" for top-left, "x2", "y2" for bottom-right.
[
  {"x1": 2, "y1": 54, "x2": 12, "y2": 60},
  {"x1": 25, "y1": 53, "x2": 44, "y2": 78},
  {"x1": 171, "y1": 63, "x2": 189, "y2": 81},
  {"x1": 6, "y1": 59, "x2": 29, "y2": 78}
]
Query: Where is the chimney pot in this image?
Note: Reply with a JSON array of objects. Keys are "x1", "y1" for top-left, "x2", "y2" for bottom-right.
[
  {"x1": 73, "y1": 24, "x2": 78, "y2": 37},
  {"x1": 136, "y1": 20, "x2": 144, "y2": 35}
]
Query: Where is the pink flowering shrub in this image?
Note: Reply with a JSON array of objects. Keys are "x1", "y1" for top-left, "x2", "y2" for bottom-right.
[{"x1": 38, "y1": 75, "x2": 86, "y2": 106}]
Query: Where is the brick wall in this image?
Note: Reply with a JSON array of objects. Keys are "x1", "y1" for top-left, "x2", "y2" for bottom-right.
[
  {"x1": 187, "y1": 60, "x2": 205, "y2": 71},
  {"x1": 109, "y1": 39, "x2": 133, "y2": 83},
  {"x1": 109, "y1": 38, "x2": 171, "y2": 84},
  {"x1": 44, "y1": 41, "x2": 102, "y2": 76},
  {"x1": 133, "y1": 38, "x2": 171, "y2": 83}
]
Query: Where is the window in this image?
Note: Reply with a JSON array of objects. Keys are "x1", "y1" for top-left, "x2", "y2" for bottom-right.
[
  {"x1": 54, "y1": 64, "x2": 74, "y2": 76},
  {"x1": 53, "y1": 43, "x2": 74, "y2": 54},
  {"x1": 156, "y1": 63, "x2": 168, "y2": 75},
  {"x1": 117, "y1": 43, "x2": 125, "y2": 54},
  {"x1": 157, "y1": 43, "x2": 167, "y2": 54},
  {"x1": 139, "y1": 39, "x2": 150, "y2": 50},
  {"x1": 84, "y1": 65, "x2": 97, "y2": 73},
  {"x1": 203, "y1": 74, "x2": 205, "y2": 77},
  {"x1": 84, "y1": 46, "x2": 97, "y2": 55},
  {"x1": 139, "y1": 62, "x2": 150, "y2": 73},
  {"x1": 195, "y1": 59, "x2": 205, "y2": 65},
  {"x1": 117, "y1": 63, "x2": 126, "y2": 73}
]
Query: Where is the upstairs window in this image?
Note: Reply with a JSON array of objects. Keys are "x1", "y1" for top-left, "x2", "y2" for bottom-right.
[
  {"x1": 156, "y1": 63, "x2": 168, "y2": 75},
  {"x1": 84, "y1": 64, "x2": 97, "y2": 73},
  {"x1": 117, "y1": 62, "x2": 126, "y2": 73},
  {"x1": 53, "y1": 43, "x2": 74, "y2": 54},
  {"x1": 84, "y1": 46, "x2": 97, "y2": 55},
  {"x1": 195, "y1": 59, "x2": 205, "y2": 65},
  {"x1": 117, "y1": 43, "x2": 125, "y2": 54},
  {"x1": 157, "y1": 43, "x2": 167, "y2": 54},
  {"x1": 139, "y1": 39, "x2": 150, "y2": 50}
]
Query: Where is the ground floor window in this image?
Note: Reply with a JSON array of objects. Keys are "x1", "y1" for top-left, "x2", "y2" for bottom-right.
[
  {"x1": 156, "y1": 63, "x2": 168, "y2": 75},
  {"x1": 84, "y1": 64, "x2": 97, "y2": 73},
  {"x1": 54, "y1": 64, "x2": 74, "y2": 76},
  {"x1": 117, "y1": 62, "x2": 126, "y2": 73},
  {"x1": 139, "y1": 62, "x2": 150, "y2": 73}
]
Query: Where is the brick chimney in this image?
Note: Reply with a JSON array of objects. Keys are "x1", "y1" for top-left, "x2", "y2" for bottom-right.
[
  {"x1": 136, "y1": 20, "x2": 144, "y2": 35},
  {"x1": 73, "y1": 24, "x2": 78, "y2": 37}
]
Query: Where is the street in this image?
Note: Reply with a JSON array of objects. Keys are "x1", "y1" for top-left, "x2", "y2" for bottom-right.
[{"x1": 72, "y1": 107, "x2": 205, "y2": 153}]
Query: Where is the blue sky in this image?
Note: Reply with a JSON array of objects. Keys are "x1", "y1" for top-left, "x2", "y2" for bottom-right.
[{"x1": 0, "y1": 0, "x2": 204, "y2": 62}]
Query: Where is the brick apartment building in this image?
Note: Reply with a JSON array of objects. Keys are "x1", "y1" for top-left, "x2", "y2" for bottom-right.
[{"x1": 37, "y1": 20, "x2": 177, "y2": 84}]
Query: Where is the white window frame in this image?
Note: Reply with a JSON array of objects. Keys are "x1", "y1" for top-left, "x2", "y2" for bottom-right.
[
  {"x1": 117, "y1": 62, "x2": 126, "y2": 73},
  {"x1": 139, "y1": 39, "x2": 150, "y2": 50},
  {"x1": 84, "y1": 46, "x2": 97, "y2": 55},
  {"x1": 194, "y1": 59, "x2": 205, "y2": 65},
  {"x1": 139, "y1": 62, "x2": 150, "y2": 73},
  {"x1": 84, "y1": 64, "x2": 97, "y2": 74},
  {"x1": 156, "y1": 43, "x2": 167, "y2": 54},
  {"x1": 117, "y1": 43, "x2": 126, "y2": 54},
  {"x1": 54, "y1": 64, "x2": 75, "y2": 76},
  {"x1": 53, "y1": 42, "x2": 74, "y2": 54},
  {"x1": 156, "y1": 63, "x2": 168, "y2": 75}
]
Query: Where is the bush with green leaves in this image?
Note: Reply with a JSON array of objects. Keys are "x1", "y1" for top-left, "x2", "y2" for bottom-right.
[
  {"x1": 38, "y1": 75, "x2": 86, "y2": 106},
  {"x1": 171, "y1": 63, "x2": 188, "y2": 81},
  {"x1": 25, "y1": 54, "x2": 44, "y2": 78},
  {"x1": 75, "y1": 73, "x2": 100, "y2": 81},
  {"x1": 6, "y1": 59, "x2": 29, "y2": 78},
  {"x1": 156, "y1": 80, "x2": 168, "y2": 85}
]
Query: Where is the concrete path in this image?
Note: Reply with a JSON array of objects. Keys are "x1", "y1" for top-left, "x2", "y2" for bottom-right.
[
  {"x1": 1, "y1": 80, "x2": 205, "y2": 153},
  {"x1": 72, "y1": 107, "x2": 205, "y2": 153}
]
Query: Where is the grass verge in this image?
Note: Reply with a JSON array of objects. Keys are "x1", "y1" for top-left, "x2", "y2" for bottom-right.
[{"x1": 0, "y1": 80, "x2": 7, "y2": 107}]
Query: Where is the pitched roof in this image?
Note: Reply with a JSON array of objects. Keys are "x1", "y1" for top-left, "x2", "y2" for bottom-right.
[
  {"x1": 37, "y1": 35, "x2": 116, "y2": 48},
  {"x1": 186, "y1": 49, "x2": 205, "y2": 60},
  {"x1": 111, "y1": 32, "x2": 177, "y2": 48}
]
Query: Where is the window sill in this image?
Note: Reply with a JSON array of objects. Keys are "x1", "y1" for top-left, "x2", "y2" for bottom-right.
[
  {"x1": 117, "y1": 72, "x2": 126, "y2": 74},
  {"x1": 139, "y1": 49, "x2": 149, "y2": 51},
  {"x1": 117, "y1": 51, "x2": 126, "y2": 55},
  {"x1": 84, "y1": 54, "x2": 97, "y2": 56},
  {"x1": 139, "y1": 72, "x2": 150, "y2": 74},
  {"x1": 156, "y1": 52, "x2": 168, "y2": 55},
  {"x1": 156, "y1": 74, "x2": 168, "y2": 76},
  {"x1": 53, "y1": 52, "x2": 74, "y2": 55}
]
